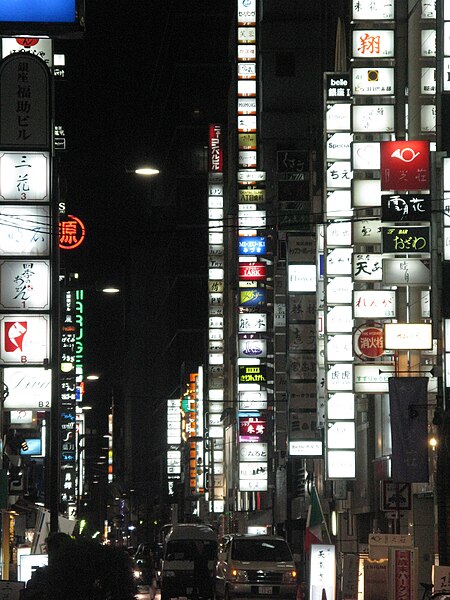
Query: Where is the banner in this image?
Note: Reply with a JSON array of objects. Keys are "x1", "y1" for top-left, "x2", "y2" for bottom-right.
[{"x1": 389, "y1": 377, "x2": 429, "y2": 482}]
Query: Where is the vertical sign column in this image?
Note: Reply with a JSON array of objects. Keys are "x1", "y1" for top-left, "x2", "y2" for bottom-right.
[
  {"x1": 236, "y1": 0, "x2": 269, "y2": 499},
  {"x1": 322, "y1": 73, "x2": 356, "y2": 479},
  {"x1": 207, "y1": 124, "x2": 225, "y2": 513},
  {"x1": 0, "y1": 54, "x2": 52, "y2": 502}
]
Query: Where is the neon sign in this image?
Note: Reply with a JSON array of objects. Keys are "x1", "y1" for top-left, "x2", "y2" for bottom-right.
[{"x1": 59, "y1": 214, "x2": 86, "y2": 250}]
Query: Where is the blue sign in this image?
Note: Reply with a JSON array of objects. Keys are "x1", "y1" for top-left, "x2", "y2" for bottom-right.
[
  {"x1": 240, "y1": 288, "x2": 266, "y2": 307},
  {"x1": 0, "y1": 0, "x2": 76, "y2": 22},
  {"x1": 239, "y1": 236, "x2": 266, "y2": 256}
]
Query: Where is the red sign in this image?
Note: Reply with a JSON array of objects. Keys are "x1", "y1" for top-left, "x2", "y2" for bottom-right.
[
  {"x1": 354, "y1": 326, "x2": 384, "y2": 359},
  {"x1": 393, "y1": 549, "x2": 414, "y2": 600},
  {"x1": 208, "y1": 123, "x2": 223, "y2": 172},
  {"x1": 59, "y1": 214, "x2": 86, "y2": 250},
  {"x1": 380, "y1": 140, "x2": 430, "y2": 191},
  {"x1": 239, "y1": 416, "x2": 267, "y2": 442},
  {"x1": 239, "y1": 262, "x2": 266, "y2": 280}
]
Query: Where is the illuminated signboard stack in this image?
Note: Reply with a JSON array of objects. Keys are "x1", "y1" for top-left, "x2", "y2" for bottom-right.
[
  {"x1": 207, "y1": 124, "x2": 225, "y2": 513},
  {"x1": 166, "y1": 397, "x2": 182, "y2": 500},
  {"x1": 236, "y1": 0, "x2": 269, "y2": 496},
  {"x1": 0, "y1": 52, "x2": 53, "y2": 497},
  {"x1": 322, "y1": 70, "x2": 356, "y2": 479}
]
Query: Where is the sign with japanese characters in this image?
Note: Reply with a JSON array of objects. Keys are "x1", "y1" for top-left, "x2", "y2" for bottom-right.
[
  {"x1": 382, "y1": 226, "x2": 430, "y2": 254},
  {"x1": 380, "y1": 141, "x2": 430, "y2": 191},
  {"x1": 0, "y1": 152, "x2": 49, "y2": 201},
  {"x1": 326, "y1": 276, "x2": 353, "y2": 304},
  {"x1": 327, "y1": 421, "x2": 356, "y2": 449},
  {"x1": 238, "y1": 211, "x2": 266, "y2": 228},
  {"x1": 289, "y1": 440, "x2": 323, "y2": 457},
  {"x1": 2, "y1": 37, "x2": 53, "y2": 66},
  {"x1": 59, "y1": 214, "x2": 86, "y2": 250},
  {"x1": 328, "y1": 392, "x2": 355, "y2": 420},
  {"x1": 310, "y1": 545, "x2": 336, "y2": 600},
  {"x1": 352, "y1": 67, "x2": 394, "y2": 95},
  {"x1": 384, "y1": 323, "x2": 432, "y2": 350},
  {"x1": 238, "y1": 313, "x2": 266, "y2": 333},
  {"x1": 239, "y1": 390, "x2": 267, "y2": 410},
  {"x1": 381, "y1": 193, "x2": 431, "y2": 222},
  {"x1": 352, "y1": 105, "x2": 394, "y2": 132},
  {"x1": 327, "y1": 363, "x2": 353, "y2": 391},
  {"x1": 239, "y1": 288, "x2": 265, "y2": 307},
  {"x1": 352, "y1": 0, "x2": 394, "y2": 20},
  {"x1": 352, "y1": 29, "x2": 395, "y2": 58},
  {"x1": 0, "y1": 205, "x2": 50, "y2": 255},
  {"x1": 382, "y1": 258, "x2": 430, "y2": 286},
  {"x1": 326, "y1": 305, "x2": 353, "y2": 333},
  {"x1": 239, "y1": 442, "x2": 267, "y2": 462},
  {"x1": 326, "y1": 161, "x2": 353, "y2": 188},
  {"x1": 354, "y1": 325, "x2": 384, "y2": 359},
  {"x1": 237, "y1": 0, "x2": 256, "y2": 25},
  {"x1": 354, "y1": 364, "x2": 395, "y2": 393},
  {"x1": 326, "y1": 103, "x2": 351, "y2": 131},
  {"x1": 238, "y1": 236, "x2": 266, "y2": 255},
  {"x1": 239, "y1": 364, "x2": 267, "y2": 384},
  {"x1": 354, "y1": 290, "x2": 396, "y2": 318},
  {"x1": 353, "y1": 253, "x2": 383, "y2": 281},
  {"x1": 3, "y1": 367, "x2": 51, "y2": 409},
  {"x1": 327, "y1": 450, "x2": 356, "y2": 478},
  {"x1": 327, "y1": 248, "x2": 353, "y2": 275},
  {"x1": 325, "y1": 73, "x2": 351, "y2": 103},
  {"x1": 0, "y1": 54, "x2": 50, "y2": 148},
  {"x1": 0, "y1": 260, "x2": 50, "y2": 310},
  {"x1": 239, "y1": 416, "x2": 267, "y2": 442}
]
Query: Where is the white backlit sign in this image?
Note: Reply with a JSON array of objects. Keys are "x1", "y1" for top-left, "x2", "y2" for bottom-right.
[
  {"x1": 238, "y1": 212, "x2": 266, "y2": 228},
  {"x1": 239, "y1": 390, "x2": 267, "y2": 409},
  {"x1": 0, "y1": 152, "x2": 49, "y2": 201},
  {"x1": 326, "y1": 103, "x2": 351, "y2": 131},
  {"x1": 352, "y1": 142, "x2": 380, "y2": 170},
  {"x1": 0, "y1": 315, "x2": 49, "y2": 364},
  {"x1": 327, "y1": 248, "x2": 353, "y2": 275},
  {"x1": 354, "y1": 364, "x2": 395, "y2": 393},
  {"x1": 3, "y1": 367, "x2": 51, "y2": 409},
  {"x1": 327, "y1": 421, "x2": 356, "y2": 449},
  {"x1": 328, "y1": 393, "x2": 355, "y2": 420},
  {"x1": 421, "y1": 67, "x2": 436, "y2": 94},
  {"x1": 288, "y1": 264, "x2": 316, "y2": 292},
  {"x1": 237, "y1": 80, "x2": 256, "y2": 96},
  {"x1": 384, "y1": 323, "x2": 432, "y2": 350},
  {"x1": 310, "y1": 545, "x2": 336, "y2": 600},
  {"x1": 326, "y1": 161, "x2": 353, "y2": 188},
  {"x1": 421, "y1": 105, "x2": 436, "y2": 132},
  {"x1": 327, "y1": 221, "x2": 352, "y2": 246},
  {"x1": 326, "y1": 334, "x2": 353, "y2": 362},
  {"x1": 352, "y1": 68, "x2": 394, "y2": 95},
  {"x1": 326, "y1": 189, "x2": 352, "y2": 217},
  {"x1": 327, "y1": 450, "x2": 356, "y2": 478},
  {"x1": 239, "y1": 338, "x2": 267, "y2": 358},
  {"x1": 327, "y1": 363, "x2": 353, "y2": 391},
  {"x1": 238, "y1": 313, "x2": 267, "y2": 333},
  {"x1": 326, "y1": 305, "x2": 354, "y2": 333},
  {"x1": 239, "y1": 442, "x2": 268, "y2": 462},
  {"x1": 422, "y1": 29, "x2": 436, "y2": 57},
  {"x1": 354, "y1": 290, "x2": 396, "y2": 318},
  {"x1": 326, "y1": 132, "x2": 352, "y2": 160},
  {"x1": 352, "y1": 105, "x2": 395, "y2": 132},
  {"x1": 352, "y1": 0, "x2": 394, "y2": 20},
  {"x1": 0, "y1": 260, "x2": 50, "y2": 310},
  {"x1": 326, "y1": 277, "x2": 353, "y2": 304},
  {"x1": 382, "y1": 258, "x2": 430, "y2": 286},
  {"x1": 289, "y1": 440, "x2": 323, "y2": 457},
  {"x1": 239, "y1": 479, "x2": 268, "y2": 492},
  {"x1": 0, "y1": 205, "x2": 50, "y2": 256},
  {"x1": 353, "y1": 253, "x2": 383, "y2": 281},
  {"x1": 352, "y1": 179, "x2": 382, "y2": 207},
  {"x1": 353, "y1": 221, "x2": 382, "y2": 245},
  {"x1": 352, "y1": 29, "x2": 394, "y2": 58}
]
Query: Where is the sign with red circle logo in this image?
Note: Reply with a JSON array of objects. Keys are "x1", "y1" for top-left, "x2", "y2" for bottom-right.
[
  {"x1": 354, "y1": 325, "x2": 384, "y2": 359},
  {"x1": 59, "y1": 214, "x2": 86, "y2": 250}
]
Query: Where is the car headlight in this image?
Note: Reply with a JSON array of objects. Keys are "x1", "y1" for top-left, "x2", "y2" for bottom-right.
[
  {"x1": 164, "y1": 570, "x2": 176, "y2": 577},
  {"x1": 282, "y1": 570, "x2": 297, "y2": 584},
  {"x1": 231, "y1": 568, "x2": 248, "y2": 582}
]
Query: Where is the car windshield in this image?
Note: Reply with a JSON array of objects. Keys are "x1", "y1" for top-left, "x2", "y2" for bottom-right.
[
  {"x1": 165, "y1": 540, "x2": 217, "y2": 561},
  {"x1": 231, "y1": 539, "x2": 292, "y2": 562}
]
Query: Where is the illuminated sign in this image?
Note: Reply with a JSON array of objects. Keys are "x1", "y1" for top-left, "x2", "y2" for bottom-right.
[
  {"x1": 240, "y1": 288, "x2": 265, "y2": 307},
  {"x1": 382, "y1": 258, "x2": 430, "y2": 286},
  {"x1": 327, "y1": 421, "x2": 356, "y2": 449},
  {"x1": 0, "y1": 260, "x2": 50, "y2": 310},
  {"x1": 238, "y1": 236, "x2": 266, "y2": 255},
  {"x1": 289, "y1": 440, "x2": 323, "y2": 457},
  {"x1": 238, "y1": 313, "x2": 267, "y2": 333},
  {"x1": 352, "y1": 254, "x2": 382, "y2": 281},
  {"x1": 239, "y1": 416, "x2": 267, "y2": 442},
  {"x1": 208, "y1": 124, "x2": 223, "y2": 172},
  {"x1": 351, "y1": 0, "x2": 394, "y2": 20},
  {"x1": 352, "y1": 68, "x2": 394, "y2": 95},
  {"x1": 239, "y1": 442, "x2": 267, "y2": 462},
  {"x1": 239, "y1": 364, "x2": 267, "y2": 384},
  {"x1": 327, "y1": 450, "x2": 356, "y2": 478},
  {"x1": 352, "y1": 29, "x2": 395, "y2": 58},
  {"x1": 2, "y1": 37, "x2": 53, "y2": 66},
  {"x1": 59, "y1": 214, "x2": 86, "y2": 250},
  {"x1": 238, "y1": 337, "x2": 267, "y2": 358},
  {"x1": 0, "y1": 152, "x2": 49, "y2": 201},
  {"x1": 381, "y1": 193, "x2": 431, "y2": 222},
  {"x1": 0, "y1": 314, "x2": 49, "y2": 364},
  {"x1": 288, "y1": 264, "x2": 316, "y2": 292},
  {"x1": 310, "y1": 545, "x2": 336, "y2": 600},
  {"x1": 380, "y1": 141, "x2": 430, "y2": 191},
  {"x1": 326, "y1": 132, "x2": 352, "y2": 160},
  {"x1": 0, "y1": 205, "x2": 50, "y2": 255},
  {"x1": 3, "y1": 367, "x2": 51, "y2": 409},
  {"x1": 354, "y1": 325, "x2": 384, "y2": 359},
  {"x1": 0, "y1": 0, "x2": 77, "y2": 22},
  {"x1": 325, "y1": 74, "x2": 351, "y2": 103},
  {"x1": 352, "y1": 142, "x2": 380, "y2": 170},
  {"x1": 239, "y1": 390, "x2": 267, "y2": 410},
  {"x1": 239, "y1": 263, "x2": 266, "y2": 280},
  {"x1": 382, "y1": 226, "x2": 430, "y2": 254},
  {"x1": 353, "y1": 290, "x2": 396, "y2": 318},
  {"x1": 326, "y1": 103, "x2": 351, "y2": 131},
  {"x1": 352, "y1": 105, "x2": 394, "y2": 132},
  {"x1": 384, "y1": 323, "x2": 432, "y2": 350}
]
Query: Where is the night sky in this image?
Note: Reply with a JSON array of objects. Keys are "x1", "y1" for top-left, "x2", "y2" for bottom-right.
[{"x1": 57, "y1": 1, "x2": 234, "y2": 435}]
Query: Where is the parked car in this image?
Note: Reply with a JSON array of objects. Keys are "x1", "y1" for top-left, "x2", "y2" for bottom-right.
[
  {"x1": 215, "y1": 534, "x2": 298, "y2": 600},
  {"x1": 134, "y1": 543, "x2": 156, "y2": 585}
]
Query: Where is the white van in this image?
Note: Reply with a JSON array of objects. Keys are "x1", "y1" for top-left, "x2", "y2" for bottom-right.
[
  {"x1": 215, "y1": 534, "x2": 297, "y2": 600},
  {"x1": 160, "y1": 524, "x2": 217, "y2": 600}
]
